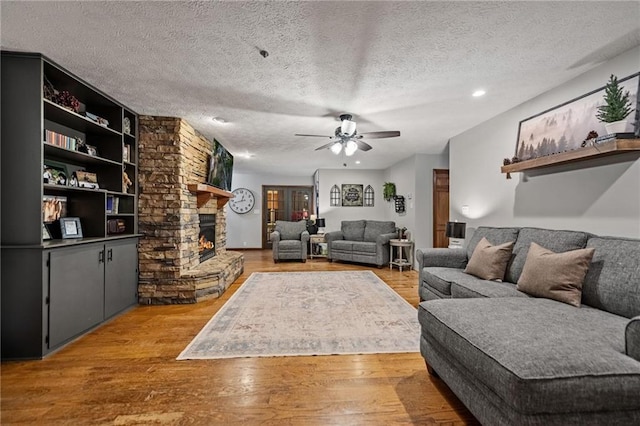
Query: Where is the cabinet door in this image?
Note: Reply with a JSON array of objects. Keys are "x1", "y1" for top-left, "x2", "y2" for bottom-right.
[
  {"x1": 104, "y1": 239, "x2": 138, "y2": 318},
  {"x1": 49, "y1": 244, "x2": 105, "y2": 349}
]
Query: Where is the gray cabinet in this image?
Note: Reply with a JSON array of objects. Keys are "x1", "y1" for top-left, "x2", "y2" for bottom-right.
[{"x1": 0, "y1": 51, "x2": 140, "y2": 359}]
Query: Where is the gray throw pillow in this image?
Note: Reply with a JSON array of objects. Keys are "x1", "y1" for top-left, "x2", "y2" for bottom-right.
[
  {"x1": 464, "y1": 237, "x2": 514, "y2": 281},
  {"x1": 516, "y1": 242, "x2": 595, "y2": 307},
  {"x1": 275, "y1": 220, "x2": 307, "y2": 240}
]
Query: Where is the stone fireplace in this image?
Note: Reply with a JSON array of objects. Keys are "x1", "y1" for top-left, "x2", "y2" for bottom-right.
[
  {"x1": 198, "y1": 214, "x2": 216, "y2": 262},
  {"x1": 137, "y1": 116, "x2": 244, "y2": 304}
]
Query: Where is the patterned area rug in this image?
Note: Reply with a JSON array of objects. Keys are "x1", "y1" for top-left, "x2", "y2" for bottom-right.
[{"x1": 177, "y1": 271, "x2": 420, "y2": 359}]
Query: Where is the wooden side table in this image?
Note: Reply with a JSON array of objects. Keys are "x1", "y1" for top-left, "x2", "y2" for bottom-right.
[
  {"x1": 390, "y1": 239, "x2": 414, "y2": 271},
  {"x1": 309, "y1": 234, "x2": 327, "y2": 259}
]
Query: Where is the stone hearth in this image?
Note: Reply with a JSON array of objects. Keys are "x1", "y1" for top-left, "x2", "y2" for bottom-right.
[{"x1": 137, "y1": 116, "x2": 243, "y2": 304}]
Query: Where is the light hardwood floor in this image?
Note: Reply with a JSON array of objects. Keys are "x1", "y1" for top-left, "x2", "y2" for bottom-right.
[{"x1": 1, "y1": 250, "x2": 478, "y2": 425}]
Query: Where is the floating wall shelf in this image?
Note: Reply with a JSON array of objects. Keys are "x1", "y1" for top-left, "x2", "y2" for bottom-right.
[
  {"x1": 501, "y1": 138, "x2": 640, "y2": 174},
  {"x1": 187, "y1": 183, "x2": 234, "y2": 208}
]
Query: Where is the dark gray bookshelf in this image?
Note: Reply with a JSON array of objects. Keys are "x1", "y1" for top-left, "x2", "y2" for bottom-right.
[{"x1": 1, "y1": 51, "x2": 140, "y2": 359}]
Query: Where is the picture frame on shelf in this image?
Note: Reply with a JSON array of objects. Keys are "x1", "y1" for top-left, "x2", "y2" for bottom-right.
[
  {"x1": 43, "y1": 195, "x2": 67, "y2": 223},
  {"x1": 42, "y1": 224, "x2": 52, "y2": 240},
  {"x1": 123, "y1": 145, "x2": 130, "y2": 162},
  {"x1": 515, "y1": 73, "x2": 639, "y2": 161},
  {"x1": 60, "y1": 217, "x2": 83, "y2": 239},
  {"x1": 341, "y1": 184, "x2": 363, "y2": 207},
  {"x1": 43, "y1": 161, "x2": 68, "y2": 186}
]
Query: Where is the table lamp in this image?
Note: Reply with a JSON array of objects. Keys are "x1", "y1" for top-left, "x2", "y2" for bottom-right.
[
  {"x1": 446, "y1": 221, "x2": 466, "y2": 249},
  {"x1": 316, "y1": 218, "x2": 326, "y2": 234}
]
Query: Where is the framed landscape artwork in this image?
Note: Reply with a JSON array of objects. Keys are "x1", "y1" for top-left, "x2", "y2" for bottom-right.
[
  {"x1": 342, "y1": 184, "x2": 363, "y2": 207},
  {"x1": 515, "y1": 73, "x2": 639, "y2": 161}
]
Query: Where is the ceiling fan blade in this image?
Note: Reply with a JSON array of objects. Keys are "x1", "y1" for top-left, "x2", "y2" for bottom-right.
[
  {"x1": 295, "y1": 133, "x2": 333, "y2": 138},
  {"x1": 358, "y1": 131, "x2": 401, "y2": 139},
  {"x1": 315, "y1": 141, "x2": 336, "y2": 151},
  {"x1": 354, "y1": 140, "x2": 372, "y2": 151}
]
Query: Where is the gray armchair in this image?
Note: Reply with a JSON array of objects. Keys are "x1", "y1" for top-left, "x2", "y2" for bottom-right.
[{"x1": 271, "y1": 220, "x2": 310, "y2": 263}]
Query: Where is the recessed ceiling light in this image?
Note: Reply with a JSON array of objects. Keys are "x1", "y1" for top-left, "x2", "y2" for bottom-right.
[
  {"x1": 472, "y1": 90, "x2": 486, "y2": 97},
  {"x1": 355, "y1": 160, "x2": 361, "y2": 164},
  {"x1": 211, "y1": 117, "x2": 227, "y2": 123},
  {"x1": 237, "y1": 152, "x2": 254, "y2": 159}
]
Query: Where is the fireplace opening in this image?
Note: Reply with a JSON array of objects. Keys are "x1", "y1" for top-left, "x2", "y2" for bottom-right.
[{"x1": 198, "y1": 214, "x2": 216, "y2": 262}]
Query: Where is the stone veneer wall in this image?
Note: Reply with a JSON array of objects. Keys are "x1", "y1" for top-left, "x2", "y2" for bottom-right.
[{"x1": 137, "y1": 116, "x2": 243, "y2": 304}]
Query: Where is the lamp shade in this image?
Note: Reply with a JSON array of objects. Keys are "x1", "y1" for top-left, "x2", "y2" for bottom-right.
[
  {"x1": 445, "y1": 222, "x2": 466, "y2": 239},
  {"x1": 344, "y1": 140, "x2": 358, "y2": 156},
  {"x1": 330, "y1": 142, "x2": 343, "y2": 155},
  {"x1": 315, "y1": 218, "x2": 326, "y2": 228},
  {"x1": 341, "y1": 119, "x2": 356, "y2": 136}
]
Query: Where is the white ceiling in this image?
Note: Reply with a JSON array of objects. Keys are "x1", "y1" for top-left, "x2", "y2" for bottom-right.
[{"x1": 2, "y1": 1, "x2": 639, "y2": 176}]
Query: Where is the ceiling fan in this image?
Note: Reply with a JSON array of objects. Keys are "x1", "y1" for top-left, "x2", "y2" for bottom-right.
[{"x1": 295, "y1": 114, "x2": 401, "y2": 156}]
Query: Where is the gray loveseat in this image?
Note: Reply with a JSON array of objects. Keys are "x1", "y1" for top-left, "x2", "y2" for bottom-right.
[
  {"x1": 325, "y1": 220, "x2": 397, "y2": 267},
  {"x1": 416, "y1": 226, "x2": 640, "y2": 425}
]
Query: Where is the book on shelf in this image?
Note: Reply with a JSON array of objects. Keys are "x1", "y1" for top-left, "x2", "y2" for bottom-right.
[
  {"x1": 44, "y1": 130, "x2": 79, "y2": 150},
  {"x1": 106, "y1": 195, "x2": 114, "y2": 214}
]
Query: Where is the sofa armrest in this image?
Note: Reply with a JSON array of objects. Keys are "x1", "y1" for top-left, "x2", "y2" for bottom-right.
[
  {"x1": 301, "y1": 230, "x2": 310, "y2": 243},
  {"x1": 626, "y1": 316, "x2": 640, "y2": 362},
  {"x1": 270, "y1": 230, "x2": 281, "y2": 243},
  {"x1": 416, "y1": 248, "x2": 467, "y2": 269},
  {"x1": 376, "y1": 232, "x2": 398, "y2": 246},
  {"x1": 324, "y1": 231, "x2": 344, "y2": 259}
]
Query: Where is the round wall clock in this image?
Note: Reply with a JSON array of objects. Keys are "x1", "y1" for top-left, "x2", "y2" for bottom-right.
[{"x1": 229, "y1": 188, "x2": 255, "y2": 214}]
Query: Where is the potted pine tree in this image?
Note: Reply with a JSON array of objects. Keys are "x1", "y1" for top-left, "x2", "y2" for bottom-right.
[{"x1": 596, "y1": 74, "x2": 634, "y2": 135}]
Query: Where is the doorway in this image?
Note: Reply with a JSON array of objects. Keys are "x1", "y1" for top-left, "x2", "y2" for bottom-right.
[
  {"x1": 433, "y1": 169, "x2": 450, "y2": 248},
  {"x1": 262, "y1": 186, "x2": 314, "y2": 249}
]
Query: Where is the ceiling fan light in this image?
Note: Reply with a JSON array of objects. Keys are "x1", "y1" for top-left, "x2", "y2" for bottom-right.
[
  {"x1": 345, "y1": 140, "x2": 358, "y2": 156},
  {"x1": 330, "y1": 142, "x2": 343, "y2": 155},
  {"x1": 341, "y1": 120, "x2": 356, "y2": 136}
]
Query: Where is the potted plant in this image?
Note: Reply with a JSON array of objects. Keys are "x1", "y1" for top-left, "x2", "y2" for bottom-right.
[
  {"x1": 383, "y1": 182, "x2": 396, "y2": 201},
  {"x1": 596, "y1": 74, "x2": 634, "y2": 135}
]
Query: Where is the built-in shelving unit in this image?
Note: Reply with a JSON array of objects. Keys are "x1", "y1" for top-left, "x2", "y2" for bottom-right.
[
  {"x1": 501, "y1": 138, "x2": 640, "y2": 174},
  {"x1": 1, "y1": 51, "x2": 140, "y2": 359}
]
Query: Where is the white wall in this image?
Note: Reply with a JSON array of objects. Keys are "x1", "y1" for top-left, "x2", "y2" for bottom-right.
[
  {"x1": 450, "y1": 46, "x2": 640, "y2": 238},
  {"x1": 226, "y1": 172, "x2": 312, "y2": 248}
]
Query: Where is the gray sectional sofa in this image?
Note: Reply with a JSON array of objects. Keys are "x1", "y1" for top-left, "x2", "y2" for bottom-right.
[
  {"x1": 325, "y1": 220, "x2": 397, "y2": 267},
  {"x1": 416, "y1": 226, "x2": 640, "y2": 425}
]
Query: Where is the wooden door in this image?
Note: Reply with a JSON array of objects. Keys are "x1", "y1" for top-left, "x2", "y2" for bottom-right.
[
  {"x1": 433, "y1": 169, "x2": 450, "y2": 248},
  {"x1": 262, "y1": 186, "x2": 313, "y2": 249}
]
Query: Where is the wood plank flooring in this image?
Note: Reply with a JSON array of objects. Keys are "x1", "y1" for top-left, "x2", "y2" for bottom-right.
[{"x1": 1, "y1": 250, "x2": 478, "y2": 425}]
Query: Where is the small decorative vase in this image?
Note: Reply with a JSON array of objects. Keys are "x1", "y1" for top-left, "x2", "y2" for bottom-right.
[{"x1": 604, "y1": 119, "x2": 629, "y2": 135}]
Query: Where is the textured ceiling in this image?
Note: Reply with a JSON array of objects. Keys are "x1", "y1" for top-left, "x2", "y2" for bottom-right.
[{"x1": 2, "y1": 1, "x2": 639, "y2": 175}]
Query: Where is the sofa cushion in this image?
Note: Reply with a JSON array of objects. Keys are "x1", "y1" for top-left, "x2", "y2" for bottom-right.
[
  {"x1": 581, "y1": 236, "x2": 640, "y2": 318},
  {"x1": 275, "y1": 220, "x2": 307, "y2": 240},
  {"x1": 628, "y1": 316, "x2": 640, "y2": 362},
  {"x1": 505, "y1": 227, "x2": 589, "y2": 284},
  {"x1": 278, "y1": 240, "x2": 303, "y2": 251},
  {"x1": 351, "y1": 241, "x2": 377, "y2": 254},
  {"x1": 331, "y1": 240, "x2": 353, "y2": 252},
  {"x1": 466, "y1": 227, "x2": 520, "y2": 261},
  {"x1": 464, "y1": 237, "x2": 514, "y2": 281},
  {"x1": 363, "y1": 220, "x2": 396, "y2": 242},
  {"x1": 517, "y1": 242, "x2": 595, "y2": 307},
  {"x1": 451, "y1": 279, "x2": 527, "y2": 299},
  {"x1": 419, "y1": 298, "x2": 640, "y2": 415},
  {"x1": 341, "y1": 220, "x2": 366, "y2": 241},
  {"x1": 422, "y1": 267, "x2": 473, "y2": 296}
]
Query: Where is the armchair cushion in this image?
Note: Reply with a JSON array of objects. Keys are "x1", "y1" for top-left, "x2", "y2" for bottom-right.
[
  {"x1": 275, "y1": 220, "x2": 308, "y2": 240},
  {"x1": 364, "y1": 221, "x2": 396, "y2": 242}
]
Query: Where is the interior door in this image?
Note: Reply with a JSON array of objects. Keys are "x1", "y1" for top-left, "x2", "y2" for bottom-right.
[
  {"x1": 262, "y1": 186, "x2": 313, "y2": 249},
  {"x1": 433, "y1": 169, "x2": 450, "y2": 248}
]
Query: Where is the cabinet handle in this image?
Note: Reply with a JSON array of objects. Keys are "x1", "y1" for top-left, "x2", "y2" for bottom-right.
[
  {"x1": 99, "y1": 250, "x2": 104, "y2": 264},
  {"x1": 107, "y1": 249, "x2": 113, "y2": 262}
]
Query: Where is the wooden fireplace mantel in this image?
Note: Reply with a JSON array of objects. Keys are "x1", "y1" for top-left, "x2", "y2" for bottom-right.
[{"x1": 187, "y1": 184, "x2": 234, "y2": 208}]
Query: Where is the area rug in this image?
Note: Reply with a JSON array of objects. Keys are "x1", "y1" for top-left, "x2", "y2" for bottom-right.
[{"x1": 177, "y1": 271, "x2": 420, "y2": 359}]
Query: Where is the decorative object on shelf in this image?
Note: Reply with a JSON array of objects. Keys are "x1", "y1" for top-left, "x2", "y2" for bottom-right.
[
  {"x1": 383, "y1": 182, "x2": 396, "y2": 201},
  {"x1": 42, "y1": 224, "x2": 52, "y2": 240},
  {"x1": 85, "y1": 111, "x2": 109, "y2": 127},
  {"x1": 42, "y1": 195, "x2": 67, "y2": 223},
  {"x1": 43, "y1": 162, "x2": 67, "y2": 185},
  {"x1": 445, "y1": 221, "x2": 466, "y2": 249},
  {"x1": 123, "y1": 117, "x2": 131, "y2": 134},
  {"x1": 43, "y1": 74, "x2": 56, "y2": 101},
  {"x1": 342, "y1": 184, "x2": 363, "y2": 207},
  {"x1": 68, "y1": 172, "x2": 78, "y2": 187},
  {"x1": 229, "y1": 187, "x2": 255, "y2": 214},
  {"x1": 581, "y1": 130, "x2": 599, "y2": 148},
  {"x1": 107, "y1": 219, "x2": 126, "y2": 234},
  {"x1": 76, "y1": 170, "x2": 99, "y2": 189},
  {"x1": 122, "y1": 171, "x2": 132, "y2": 193},
  {"x1": 60, "y1": 217, "x2": 83, "y2": 239},
  {"x1": 123, "y1": 145, "x2": 130, "y2": 162},
  {"x1": 398, "y1": 227, "x2": 408, "y2": 240},
  {"x1": 515, "y1": 73, "x2": 638, "y2": 162},
  {"x1": 364, "y1": 185, "x2": 374, "y2": 207},
  {"x1": 596, "y1": 74, "x2": 634, "y2": 135},
  {"x1": 54, "y1": 90, "x2": 80, "y2": 113},
  {"x1": 503, "y1": 158, "x2": 512, "y2": 166},
  {"x1": 394, "y1": 195, "x2": 406, "y2": 213},
  {"x1": 76, "y1": 140, "x2": 98, "y2": 157},
  {"x1": 330, "y1": 184, "x2": 340, "y2": 206}
]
